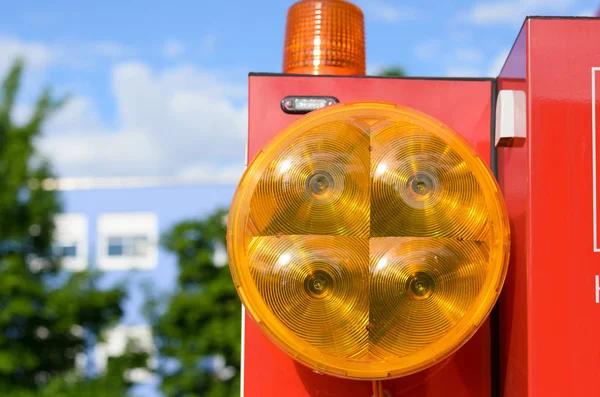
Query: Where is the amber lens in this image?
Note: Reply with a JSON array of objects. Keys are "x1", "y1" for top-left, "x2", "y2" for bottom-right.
[
  {"x1": 228, "y1": 102, "x2": 510, "y2": 379},
  {"x1": 248, "y1": 120, "x2": 370, "y2": 236},
  {"x1": 248, "y1": 235, "x2": 369, "y2": 358},
  {"x1": 370, "y1": 237, "x2": 488, "y2": 359},
  {"x1": 283, "y1": 0, "x2": 366, "y2": 75},
  {"x1": 371, "y1": 122, "x2": 489, "y2": 240}
]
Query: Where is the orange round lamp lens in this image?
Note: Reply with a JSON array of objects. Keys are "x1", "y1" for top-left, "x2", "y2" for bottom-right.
[
  {"x1": 227, "y1": 102, "x2": 510, "y2": 380},
  {"x1": 283, "y1": 0, "x2": 366, "y2": 75}
]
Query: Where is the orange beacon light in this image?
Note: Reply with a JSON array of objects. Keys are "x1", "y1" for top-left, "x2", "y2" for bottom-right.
[{"x1": 283, "y1": 0, "x2": 366, "y2": 75}]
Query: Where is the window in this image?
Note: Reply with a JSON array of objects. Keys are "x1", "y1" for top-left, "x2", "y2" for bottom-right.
[
  {"x1": 53, "y1": 214, "x2": 88, "y2": 271},
  {"x1": 59, "y1": 244, "x2": 78, "y2": 258},
  {"x1": 97, "y1": 213, "x2": 158, "y2": 270},
  {"x1": 107, "y1": 236, "x2": 149, "y2": 257}
]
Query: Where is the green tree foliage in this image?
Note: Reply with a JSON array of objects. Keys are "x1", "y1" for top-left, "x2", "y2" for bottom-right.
[
  {"x1": 377, "y1": 66, "x2": 407, "y2": 77},
  {"x1": 152, "y1": 209, "x2": 241, "y2": 397},
  {"x1": 3, "y1": 342, "x2": 151, "y2": 397},
  {"x1": 0, "y1": 59, "x2": 148, "y2": 396}
]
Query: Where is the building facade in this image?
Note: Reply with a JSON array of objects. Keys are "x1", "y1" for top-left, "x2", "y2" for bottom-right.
[{"x1": 52, "y1": 177, "x2": 236, "y2": 396}]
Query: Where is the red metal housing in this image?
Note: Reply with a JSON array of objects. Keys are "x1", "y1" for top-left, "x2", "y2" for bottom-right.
[
  {"x1": 244, "y1": 74, "x2": 495, "y2": 397},
  {"x1": 497, "y1": 17, "x2": 600, "y2": 397}
]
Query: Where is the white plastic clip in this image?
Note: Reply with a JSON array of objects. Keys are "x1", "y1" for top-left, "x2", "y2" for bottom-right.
[{"x1": 495, "y1": 90, "x2": 526, "y2": 147}]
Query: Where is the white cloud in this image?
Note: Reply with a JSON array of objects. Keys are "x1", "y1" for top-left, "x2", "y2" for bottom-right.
[
  {"x1": 12, "y1": 104, "x2": 34, "y2": 125},
  {"x1": 0, "y1": 37, "x2": 56, "y2": 104},
  {"x1": 163, "y1": 36, "x2": 216, "y2": 59},
  {"x1": 463, "y1": 0, "x2": 576, "y2": 25},
  {"x1": 37, "y1": 62, "x2": 247, "y2": 182},
  {"x1": 53, "y1": 41, "x2": 133, "y2": 68},
  {"x1": 445, "y1": 48, "x2": 510, "y2": 78},
  {"x1": 415, "y1": 39, "x2": 441, "y2": 60},
  {"x1": 446, "y1": 67, "x2": 482, "y2": 78},
  {"x1": 86, "y1": 41, "x2": 130, "y2": 58},
  {"x1": 0, "y1": 36, "x2": 54, "y2": 76},
  {"x1": 177, "y1": 163, "x2": 245, "y2": 181},
  {"x1": 366, "y1": 63, "x2": 383, "y2": 75},
  {"x1": 162, "y1": 39, "x2": 185, "y2": 58},
  {"x1": 450, "y1": 31, "x2": 472, "y2": 44},
  {"x1": 0, "y1": 35, "x2": 133, "y2": 76},
  {"x1": 578, "y1": 9, "x2": 596, "y2": 16},
  {"x1": 45, "y1": 96, "x2": 103, "y2": 134},
  {"x1": 487, "y1": 49, "x2": 510, "y2": 76},
  {"x1": 454, "y1": 48, "x2": 484, "y2": 63},
  {"x1": 356, "y1": 1, "x2": 418, "y2": 22}
]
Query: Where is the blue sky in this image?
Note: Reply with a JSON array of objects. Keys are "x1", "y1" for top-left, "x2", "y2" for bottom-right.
[{"x1": 0, "y1": 0, "x2": 596, "y2": 181}]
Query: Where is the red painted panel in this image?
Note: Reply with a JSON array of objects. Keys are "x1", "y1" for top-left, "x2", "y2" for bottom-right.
[
  {"x1": 497, "y1": 78, "x2": 529, "y2": 397},
  {"x1": 248, "y1": 76, "x2": 492, "y2": 166},
  {"x1": 244, "y1": 312, "x2": 491, "y2": 397},
  {"x1": 594, "y1": 71, "x2": 600, "y2": 250},
  {"x1": 497, "y1": 17, "x2": 600, "y2": 397},
  {"x1": 245, "y1": 74, "x2": 494, "y2": 397},
  {"x1": 526, "y1": 18, "x2": 600, "y2": 397},
  {"x1": 499, "y1": 23, "x2": 527, "y2": 80},
  {"x1": 497, "y1": 22, "x2": 530, "y2": 397}
]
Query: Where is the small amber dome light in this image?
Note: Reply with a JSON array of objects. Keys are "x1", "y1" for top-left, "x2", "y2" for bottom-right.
[
  {"x1": 227, "y1": 102, "x2": 510, "y2": 380},
  {"x1": 283, "y1": 0, "x2": 366, "y2": 75}
]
